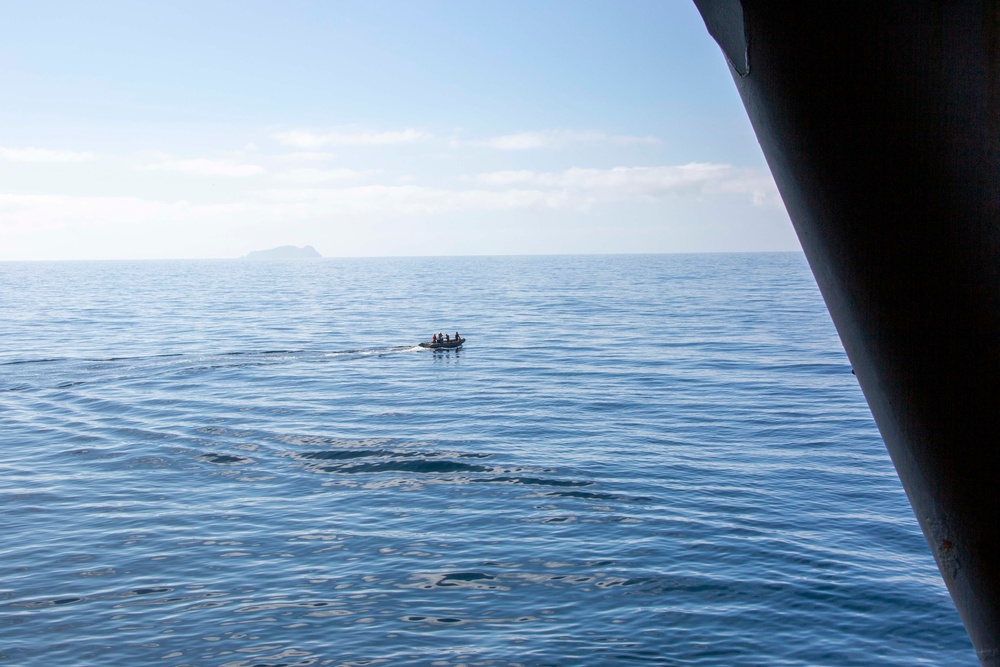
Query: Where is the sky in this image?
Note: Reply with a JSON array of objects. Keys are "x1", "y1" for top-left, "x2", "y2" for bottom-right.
[{"x1": 0, "y1": 1, "x2": 798, "y2": 260}]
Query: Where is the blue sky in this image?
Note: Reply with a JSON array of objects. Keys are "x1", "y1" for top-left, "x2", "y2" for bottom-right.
[{"x1": 0, "y1": 1, "x2": 796, "y2": 260}]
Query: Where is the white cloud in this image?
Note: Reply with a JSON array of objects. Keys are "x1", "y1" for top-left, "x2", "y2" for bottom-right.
[
  {"x1": 469, "y1": 130, "x2": 660, "y2": 151},
  {"x1": 474, "y1": 163, "x2": 779, "y2": 205},
  {"x1": 539, "y1": 163, "x2": 729, "y2": 191},
  {"x1": 274, "y1": 168, "x2": 379, "y2": 184},
  {"x1": 711, "y1": 169, "x2": 784, "y2": 206},
  {"x1": 141, "y1": 158, "x2": 266, "y2": 177},
  {"x1": 257, "y1": 185, "x2": 564, "y2": 217},
  {"x1": 0, "y1": 193, "x2": 246, "y2": 233},
  {"x1": 1, "y1": 158, "x2": 775, "y2": 242},
  {"x1": 472, "y1": 170, "x2": 537, "y2": 186},
  {"x1": 252, "y1": 163, "x2": 778, "y2": 221},
  {"x1": 0, "y1": 147, "x2": 96, "y2": 163},
  {"x1": 275, "y1": 151, "x2": 336, "y2": 162},
  {"x1": 273, "y1": 129, "x2": 429, "y2": 148}
]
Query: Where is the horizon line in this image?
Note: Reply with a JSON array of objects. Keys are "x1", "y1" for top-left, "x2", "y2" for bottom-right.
[{"x1": 0, "y1": 249, "x2": 804, "y2": 263}]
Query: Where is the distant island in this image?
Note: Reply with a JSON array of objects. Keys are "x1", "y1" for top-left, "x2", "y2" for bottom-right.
[{"x1": 243, "y1": 245, "x2": 322, "y2": 259}]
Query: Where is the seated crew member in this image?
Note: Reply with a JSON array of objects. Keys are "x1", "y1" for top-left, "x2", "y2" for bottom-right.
[
  {"x1": 445, "y1": 334, "x2": 451, "y2": 342},
  {"x1": 432, "y1": 334, "x2": 437, "y2": 343}
]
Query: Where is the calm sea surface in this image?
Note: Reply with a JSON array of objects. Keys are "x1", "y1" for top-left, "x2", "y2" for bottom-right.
[{"x1": 0, "y1": 253, "x2": 974, "y2": 666}]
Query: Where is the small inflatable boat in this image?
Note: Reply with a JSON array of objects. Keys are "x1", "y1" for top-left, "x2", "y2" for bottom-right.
[{"x1": 419, "y1": 336, "x2": 465, "y2": 350}]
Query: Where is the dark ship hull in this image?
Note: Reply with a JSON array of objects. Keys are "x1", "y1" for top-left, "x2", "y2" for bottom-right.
[{"x1": 693, "y1": 1, "x2": 1000, "y2": 662}]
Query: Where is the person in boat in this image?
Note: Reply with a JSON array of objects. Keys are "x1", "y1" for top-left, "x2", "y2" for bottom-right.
[
  {"x1": 432, "y1": 334, "x2": 437, "y2": 343},
  {"x1": 445, "y1": 334, "x2": 451, "y2": 342},
  {"x1": 455, "y1": 331, "x2": 460, "y2": 341}
]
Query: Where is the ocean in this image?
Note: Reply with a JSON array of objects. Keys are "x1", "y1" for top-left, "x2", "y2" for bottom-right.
[{"x1": 0, "y1": 253, "x2": 975, "y2": 666}]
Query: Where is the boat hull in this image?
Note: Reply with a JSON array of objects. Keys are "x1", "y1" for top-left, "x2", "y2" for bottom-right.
[{"x1": 419, "y1": 337, "x2": 465, "y2": 350}]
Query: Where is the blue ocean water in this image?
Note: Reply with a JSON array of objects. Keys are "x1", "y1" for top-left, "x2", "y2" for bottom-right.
[{"x1": 0, "y1": 253, "x2": 974, "y2": 666}]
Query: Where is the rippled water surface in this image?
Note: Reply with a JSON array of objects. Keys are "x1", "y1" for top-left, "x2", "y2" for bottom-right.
[{"x1": 0, "y1": 254, "x2": 974, "y2": 666}]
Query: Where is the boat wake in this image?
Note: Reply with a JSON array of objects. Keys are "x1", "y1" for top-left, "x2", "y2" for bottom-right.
[{"x1": 0, "y1": 345, "x2": 425, "y2": 393}]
